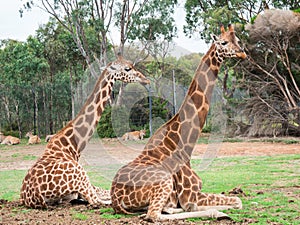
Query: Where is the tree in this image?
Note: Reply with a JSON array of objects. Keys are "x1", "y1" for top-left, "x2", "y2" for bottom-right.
[
  {"x1": 184, "y1": 0, "x2": 299, "y2": 42},
  {"x1": 36, "y1": 19, "x2": 86, "y2": 128},
  {"x1": 21, "y1": 0, "x2": 179, "y2": 110},
  {"x1": 21, "y1": 0, "x2": 113, "y2": 66},
  {"x1": 183, "y1": 1, "x2": 300, "y2": 137},
  {"x1": 0, "y1": 38, "x2": 49, "y2": 137},
  {"x1": 21, "y1": 0, "x2": 178, "y2": 64},
  {"x1": 237, "y1": 9, "x2": 300, "y2": 136}
]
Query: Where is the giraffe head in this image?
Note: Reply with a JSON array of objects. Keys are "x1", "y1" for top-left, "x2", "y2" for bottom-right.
[
  {"x1": 25, "y1": 131, "x2": 33, "y2": 138},
  {"x1": 211, "y1": 24, "x2": 247, "y2": 60},
  {"x1": 106, "y1": 54, "x2": 150, "y2": 85}
]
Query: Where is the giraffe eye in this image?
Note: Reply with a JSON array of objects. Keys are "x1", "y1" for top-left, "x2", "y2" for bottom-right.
[
  {"x1": 221, "y1": 41, "x2": 228, "y2": 46},
  {"x1": 124, "y1": 67, "x2": 132, "y2": 72}
]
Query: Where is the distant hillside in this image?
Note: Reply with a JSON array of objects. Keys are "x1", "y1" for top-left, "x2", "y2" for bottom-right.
[{"x1": 168, "y1": 42, "x2": 192, "y2": 58}]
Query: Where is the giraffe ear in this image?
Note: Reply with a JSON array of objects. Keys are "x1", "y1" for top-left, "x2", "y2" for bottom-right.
[
  {"x1": 210, "y1": 34, "x2": 219, "y2": 42},
  {"x1": 228, "y1": 24, "x2": 234, "y2": 32},
  {"x1": 220, "y1": 25, "x2": 226, "y2": 34}
]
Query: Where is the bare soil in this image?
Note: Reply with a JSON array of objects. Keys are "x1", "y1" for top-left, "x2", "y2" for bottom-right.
[{"x1": 1, "y1": 137, "x2": 299, "y2": 225}]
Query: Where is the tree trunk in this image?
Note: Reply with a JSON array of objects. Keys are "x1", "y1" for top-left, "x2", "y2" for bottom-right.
[
  {"x1": 42, "y1": 87, "x2": 47, "y2": 136},
  {"x1": 70, "y1": 66, "x2": 75, "y2": 119},
  {"x1": 14, "y1": 100, "x2": 22, "y2": 138}
]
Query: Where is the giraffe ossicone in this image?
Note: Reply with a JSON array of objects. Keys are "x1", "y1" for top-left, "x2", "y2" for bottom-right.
[
  {"x1": 111, "y1": 24, "x2": 247, "y2": 222},
  {"x1": 20, "y1": 55, "x2": 149, "y2": 209}
]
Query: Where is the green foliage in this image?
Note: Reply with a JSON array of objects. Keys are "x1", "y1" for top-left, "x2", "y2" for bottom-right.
[
  {"x1": 184, "y1": 0, "x2": 298, "y2": 41},
  {"x1": 122, "y1": 0, "x2": 178, "y2": 41},
  {"x1": 96, "y1": 96, "x2": 172, "y2": 138},
  {"x1": 0, "y1": 19, "x2": 87, "y2": 136},
  {"x1": 238, "y1": 9, "x2": 300, "y2": 137},
  {"x1": 201, "y1": 124, "x2": 211, "y2": 133},
  {"x1": 2, "y1": 130, "x2": 19, "y2": 138},
  {"x1": 97, "y1": 106, "x2": 116, "y2": 138}
]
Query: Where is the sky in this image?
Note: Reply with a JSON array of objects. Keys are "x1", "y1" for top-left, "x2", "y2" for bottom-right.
[{"x1": 0, "y1": 0, "x2": 209, "y2": 53}]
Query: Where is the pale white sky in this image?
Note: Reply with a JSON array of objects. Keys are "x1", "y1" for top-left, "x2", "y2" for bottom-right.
[{"x1": 0, "y1": 0, "x2": 209, "y2": 53}]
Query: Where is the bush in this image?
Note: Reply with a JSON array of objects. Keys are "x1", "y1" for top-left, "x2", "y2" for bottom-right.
[{"x1": 97, "y1": 106, "x2": 116, "y2": 138}]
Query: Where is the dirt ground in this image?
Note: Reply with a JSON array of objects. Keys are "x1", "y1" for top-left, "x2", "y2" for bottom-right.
[{"x1": 0, "y1": 137, "x2": 300, "y2": 225}]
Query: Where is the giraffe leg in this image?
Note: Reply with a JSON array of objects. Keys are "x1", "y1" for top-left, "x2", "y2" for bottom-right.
[
  {"x1": 93, "y1": 185, "x2": 111, "y2": 205},
  {"x1": 144, "y1": 180, "x2": 174, "y2": 222},
  {"x1": 76, "y1": 172, "x2": 111, "y2": 206},
  {"x1": 162, "y1": 187, "x2": 184, "y2": 214},
  {"x1": 158, "y1": 209, "x2": 230, "y2": 220},
  {"x1": 20, "y1": 174, "x2": 48, "y2": 208},
  {"x1": 51, "y1": 162, "x2": 109, "y2": 206},
  {"x1": 197, "y1": 192, "x2": 242, "y2": 210}
]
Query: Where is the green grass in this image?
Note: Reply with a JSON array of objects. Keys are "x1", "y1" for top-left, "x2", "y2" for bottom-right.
[
  {"x1": 99, "y1": 208, "x2": 133, "y2": 219},
  {"x1": 0, "y1": 170, "x2": 26, "y2": 201},
  {"x1": 248, "y1": 138, "x2": 300, "y2": 144},
  {"x1": 72, "y1": 212, "x2": 89, "y2": 220},
  {"x1": 22, "y1": 155, "x2": 38, "y2": 160},
  {"x1": 190, "y1": 154, "x2": 300, "y2": 224},
  {"x1": 197, "y1": 136, "x2": 209, "y2": 144},
  {"x1": 196, "y1": 136, "x2": 300, "y2": 145},
  {"x1": 0, "y1": 139, "x2": 28, "y2": 149},
  {"x1": 100, "y1": 213, "x2": 124, "y2": 219},
  {"x1": 0, "y1": 154, "x2": 299, "y2": 224}
]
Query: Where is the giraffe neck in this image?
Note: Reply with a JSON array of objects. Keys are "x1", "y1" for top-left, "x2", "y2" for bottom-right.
[
  {"x1": 136, "y1": 44, "x2": 222, "y2": 167},
  {"x1": 51, "y1": 69, "x2": 115, "y2": 159}
]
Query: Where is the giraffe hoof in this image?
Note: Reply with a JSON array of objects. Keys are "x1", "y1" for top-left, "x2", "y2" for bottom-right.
[
  {"x1": 215, "y1": 211, "x2": 231, "y2": 220},
  {"x1": 70, "y1": 199, "x2": 88, "y2": 205},
  {"x1": 233, "y1": 197, "x2": 243, "y2": 209},
  {"x1": 217, "y1": 214, "x2": 231, "y2": 220},
  {"x1": 100, "y1": 200, "x2": 112, "y2": 206},
  {"x1": 207, "y1": 209, "x2": 231, "y2": 220},
  {"x1": 141, "y1": 214, "x2": 160, "y2": 222},
  {"x1": 138, "y1": 213, "x2": 147, "y2": 219}
]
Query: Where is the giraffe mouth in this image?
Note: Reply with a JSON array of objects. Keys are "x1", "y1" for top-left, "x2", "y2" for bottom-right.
[
  {"x1": 236, "y1": 52, "x2": 247, "y2": 59},
  {"x1": 139, "y1": 77, "x2": 150, "y2": 85}
]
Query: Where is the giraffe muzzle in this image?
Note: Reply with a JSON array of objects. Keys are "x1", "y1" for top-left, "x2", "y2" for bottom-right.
[
  {"x1": 138, "y1": 76, "x2": 150, "y2": 85},
  {"x1": 236, "y1": 52, "x2": 247, "y2": 59}
]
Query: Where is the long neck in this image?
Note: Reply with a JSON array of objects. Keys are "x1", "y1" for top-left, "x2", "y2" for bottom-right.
[
  {"x1": 179, "y1": 43, "x2": 221, "y2": 125},
  {"x1": 55, "y1": 70, "x2": 114, "y2": 156},
  {"x1": 136, "y1": 44, "x2": 222, "y2": 167}
]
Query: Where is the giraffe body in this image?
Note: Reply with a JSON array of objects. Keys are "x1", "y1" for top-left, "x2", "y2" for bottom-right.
[
  {"x1": 20, "y1": 55, "x2": 149, "y2": 208},
  {"x1": 111, "y1": 25, "x2": 246, "y2": 221},
  {"x1": 122, "y1": 129, "x2": 146, "y2": 141},
  {"x1": 0, "y1": 132, "x2": 20, "y2": 145},
  {"x1": 25, "y1": 131, "x2": 41, "y2": 145}
]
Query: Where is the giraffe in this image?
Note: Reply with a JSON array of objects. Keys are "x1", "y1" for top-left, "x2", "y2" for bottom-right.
[
  {"x1": 0, "y1": 132, "x2": 20, "y2": 145},
  {"x1": 20, "y1": 54, "x2": 149, "y2": 209},
  {"x1": 111, "y1": 24, "x2": 247, "y2": 221},
  {"x1": 25, "y1": 131, "x2": 41, "y2": 145}
]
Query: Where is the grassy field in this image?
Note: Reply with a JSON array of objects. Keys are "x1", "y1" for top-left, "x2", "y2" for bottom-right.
[
  {"x1": 0, "y1": 152, "x2": 299, "y2": 224},
  {"x1": 192, "y1": 154, "x2": 300, "y2": 224}
]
